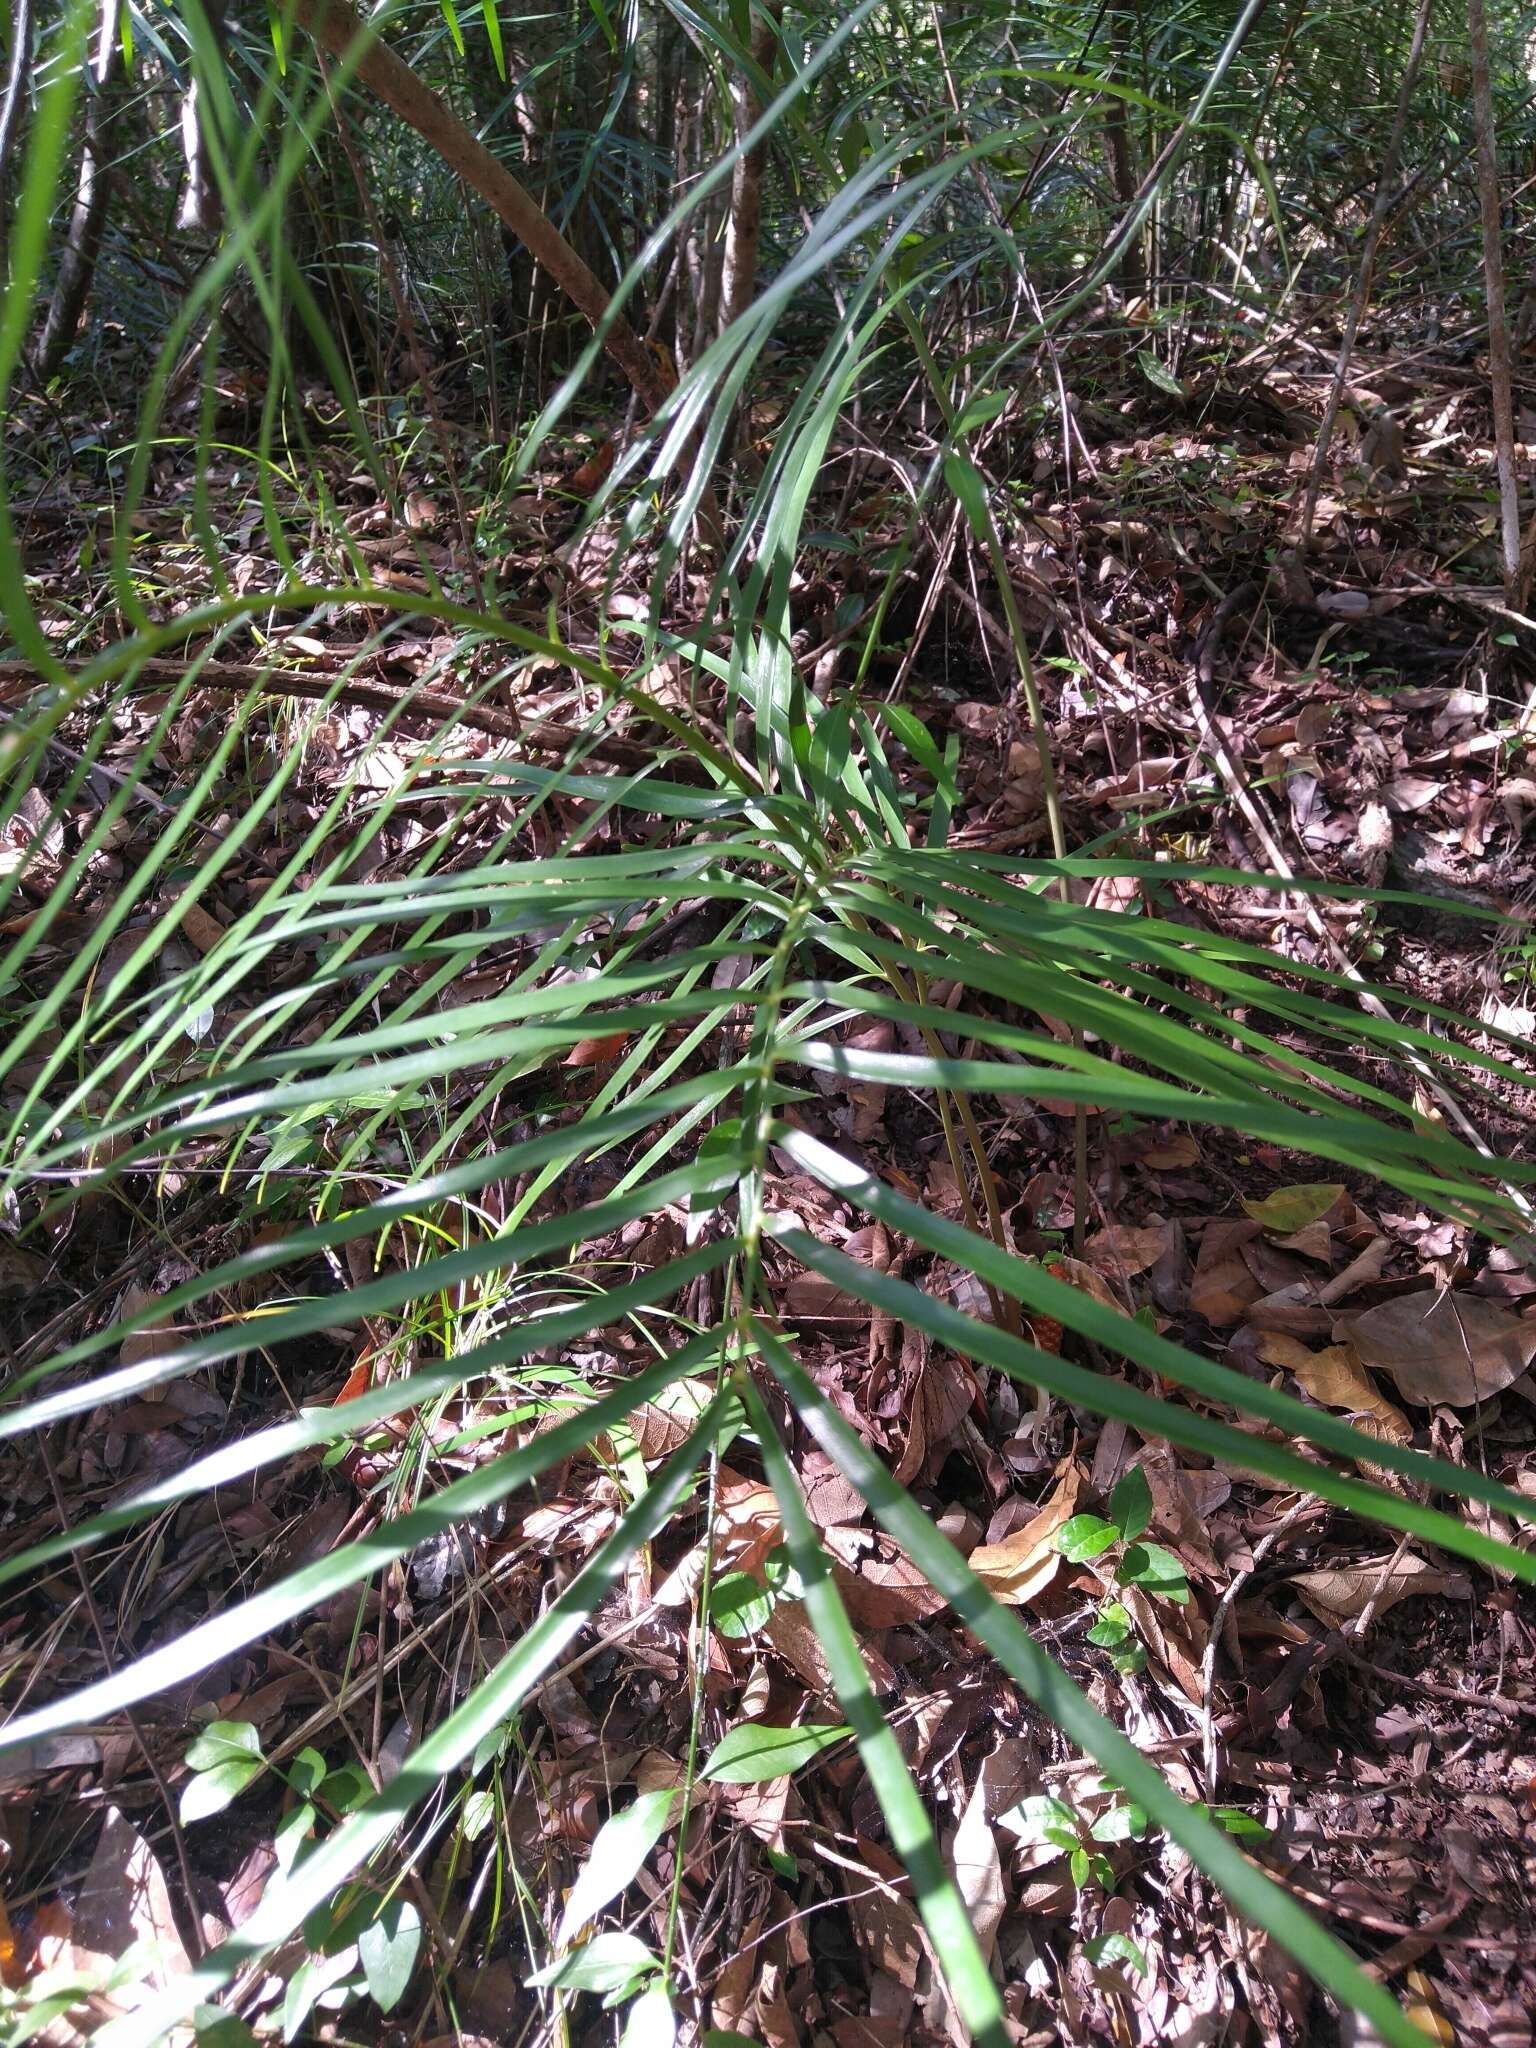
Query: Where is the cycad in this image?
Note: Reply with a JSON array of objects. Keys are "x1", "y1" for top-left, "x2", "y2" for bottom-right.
[{"x1": 1, "y1": 5, "x2": 1528, "y2": 2046}]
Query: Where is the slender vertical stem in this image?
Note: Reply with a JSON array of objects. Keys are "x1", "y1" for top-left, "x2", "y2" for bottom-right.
[
  {"x1": 1467, "y1": 0, "x2": 1522, "y2": 603},
  {"x1": 1300, "y1": 0, "x2": 1434, "y2": 545}
]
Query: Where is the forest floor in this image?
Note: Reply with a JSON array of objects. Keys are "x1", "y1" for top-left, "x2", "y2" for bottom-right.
[{"x1": 3, "y1": 313, "x2": 1536, "y2": 2047}]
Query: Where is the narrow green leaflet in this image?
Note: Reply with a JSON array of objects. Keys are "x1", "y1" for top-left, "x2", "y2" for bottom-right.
[{"x1": 701, "y1": 1721, "x2": 850, "y2": 1783}]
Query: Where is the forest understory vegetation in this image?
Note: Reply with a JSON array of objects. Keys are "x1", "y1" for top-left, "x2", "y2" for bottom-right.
[{"x1": 2, "y1": 2, "x2": 1536, "y2": 2045}]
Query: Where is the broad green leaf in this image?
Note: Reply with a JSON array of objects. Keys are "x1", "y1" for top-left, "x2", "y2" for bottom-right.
[
  {"x1": 1090, "y1": 1802, "x2": 1148, "y2": 1843},
  {"x1": 1115, "y1": 1542, "x2": 1190, "y2": 1603},
  {"x1": 622, "y1": 1987, "x2": 677, "y2": 2048},
  {"x1": 1108, "y1": 1467, "x2": 1152, "y2": 1541},
  {"x1": 180, "y1": 1757, "x2": 263, "y2": 1823},
  {"x1": 185, "y1": 1722, "x2": 261, "y2": 1771},
  {"x1": 998, "y1": 1793, "x2": 1077, "y2": 1847},
  {"x1": 708, "y1": 1570, "x2": 775, "y2": 1639},
  {"x1": 461, "y1": 1789, "x2": 496, "y2": 1840},
  {"x1": 1196, "y1": 1803, "x2": 1272, "y2": 1840},
  {"x1": 1086, "y1": 1602, "x2": 1133, "y2": 1647},
  {"x1": 1056, "y1": 1515, "x2": 1121, "y2": 1562},
  {"x1": 288, "y1": 1749, "x2": 325, "y2": 1798},
  {"x1": 193, "y1": 2009, "x2": 259, "y2": 2046},
  {"x1": 557, "y1": 1790, "x2": 681, "y2": 1941},
  {"x1": 1242, "y1": 1183, "x2": 1346, "y2": 1233},
  {"x1": 702, "y1": 1721, "x2": 850, "y2": 1783},
  {"x1": 358, "y1": 1901, "x2": 421, "y2": 2014},
  {"x1": 1084, "y1": 1932, "x2": 1147, "y2": 1975},
  {"x1": 273, "y1": 1802, "x2": 315, "y2": 1874},
  {"x1": 527, "y1": 1932, "x2": 658, "y2": 1996},
  {"x1": 1136, "y1": 349, "x2": 1185, "y2": 397}
]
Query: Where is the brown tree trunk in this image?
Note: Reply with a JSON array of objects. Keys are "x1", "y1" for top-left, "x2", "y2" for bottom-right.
[
  {"x1": 1100, "y1": 9, "x2": 1142, "y2": 290},
  {"x1": 31, "y1": 0, "x2": 122, "y2": 379},
  {"x1": 718, "y1": 2, "x2": 784, "y2": 338},
  {"x1": 294, "y1": 0, "x2": 674, "y2": 417}
]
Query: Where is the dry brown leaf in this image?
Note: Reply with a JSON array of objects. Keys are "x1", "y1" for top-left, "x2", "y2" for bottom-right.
[
  {"x1": 951, "y1": 1774, "x2": 1006, "y2": 1966},
  {"x1": 178, "y1": 901, "x2": 225, "y2": 954},
  {"x1": 761, "y1": 1600, "x2": 898, "y2": 1695},
  {"x1": 1287, "y1": 1552, "x2": 1467, "y2": 1629},
  {"x1": 784, "y1": 1271, "x2": 868, "y2": 1325},
  {"x1": 966, "y1": 1466, "x2": 1081, "y2": 1605},
  {"x1": 1335, "y1": 1290, "x2": 1536, "y2": 1406},
  {"x1": 563, "y1": 1030, "x2": 632, "y2": 1067},
  {"x1": 117, "y1": 1285, "x2": 178, "y2": 1381},
  {"x1": 1139, "y1": 1132, "x2": 1199, "y2": 1169},
  {"x1": 1047, "y1": 1254, "x2": 1129, "y2": 1316},
  {"x1": 1255, "y1": 1332, "x2": 1410, "y2": 1444},
  {"x1": 1117, "y1": 1580, "x2": 1208, "y2": 1703},
  {"x1": 1083, "y1": 1221, "x2": 1171, "y2": 1279},
  {"x1": 70, "y1": 1807, "x2": 191, "y2": 1998},
  {"x1": 1191, "y1": 1219, "x2": 1264, "y2": 1325},
  {"x1": 826, "y1": 1527, "x2": 947, "y2": 1630}
]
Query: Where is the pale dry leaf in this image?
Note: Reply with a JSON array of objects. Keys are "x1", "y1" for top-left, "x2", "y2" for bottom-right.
[
  {"x1": 1084, "y1": 1222, "x2": 1171, "y2": 1279},
  {"x1": 825, "y1": 1527, "x2": 947, "y2": 1629},
  {"x1": 1190, "y1": 1219, "x2": 1264, "y2": 1325},
  {"x1": 178, "y1": 901, "x2": 225, "y2": 954},
  {"x1": 951, "y1": 1774, "x2": 1006, "y2": 1966},
  {"x1": 1254, "y1": 1332, "x2": 1410, "y2": 1444},
  {"x1": 967, "y1": 1466, "x2": 1081, "y2": 1605},
  {"x1": 117, "y1": 1285, "x2": 177, "y2": 1381},
  {"x1": 1335, "y1": 1290, "x2": 1536, "y2": 1406},
  {"x1": 70, "y1": 1807, "x2": 191, "y2": 1995},
  {"x1": 1287, "y1": 1552, "x2": 1467, "y2": 1629},
  {"x1": 1138, "y1": 1132, "x2": 1199, "y2": 1169},
  {"x1": 784, "y1": 1271, "x2": 868, "y2": 1325}
]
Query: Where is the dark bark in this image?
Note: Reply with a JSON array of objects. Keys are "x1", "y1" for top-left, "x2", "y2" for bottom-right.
[{"x1": 719, "y1": 2, "x2": 784, "y2": 339}]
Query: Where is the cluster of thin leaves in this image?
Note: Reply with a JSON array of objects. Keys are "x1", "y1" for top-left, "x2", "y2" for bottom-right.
[{"x1": 4, "y1": 6, "x2": 1536, "y2": 2047}]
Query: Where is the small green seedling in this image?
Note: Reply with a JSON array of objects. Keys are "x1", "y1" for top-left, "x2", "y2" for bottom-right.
[
  {"x1": 1002, "y1": 1788, "x2": 1150, "y2": 1892},
  {"x1": 179, "y1": 1722, "x2": 420, "y2": 2034},
  {"x1": 1054, "y1": 1466, "x2": 1190, "y2": 1673},
  {"x1": 1003, "y1": 1780, "x2": 1270, "y2": 1897}
]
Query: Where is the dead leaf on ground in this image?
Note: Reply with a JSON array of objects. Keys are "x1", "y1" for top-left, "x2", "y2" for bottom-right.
[
  {"x1": 1241, "y1": 1183, "x2": 1345, "y2": 1235},
  {"x1": 1254, "y1": 1331, "x2": 1411, "y2": 1445},
  {"x1": 1083, "y1": 1220, "x2": 1172, "y2": 1279},
  {"x1": 1048, "y1": 1253, "x2": 1131, "y2": 1316},
  {"x1": 1118, "y1": 1579, "x2": 1209, "y2": 1703},
  {"x1": 1287, "y1": 1552, "x2": 1468, "y2": 1629},
  {"x1": 1191, "y1": 1219, "x2": 1264, "y2": 1325},
  {"x1": 951, "y1": 1772, "x2": 1006, "y2": 1965},
  {"x1": 1334, "y1": 1290, "x2": 1536, "y2": 1406},
  {"x1": 117, "y1": 1284, "x2": 179, "y2": 1379},
  {"x1": 826, "y1": 1526, "x2": 948, "y2": 1629},
  {"x1": 1138, "y1": 1131, "x2": 1200, "y2": 1169},
  {"x1": 967, "y1": 1465, "x2": 1081, "y2": 1605},
  {"x1": 69, "y1": 1807, "x2": 191, "y2": 2000}
]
